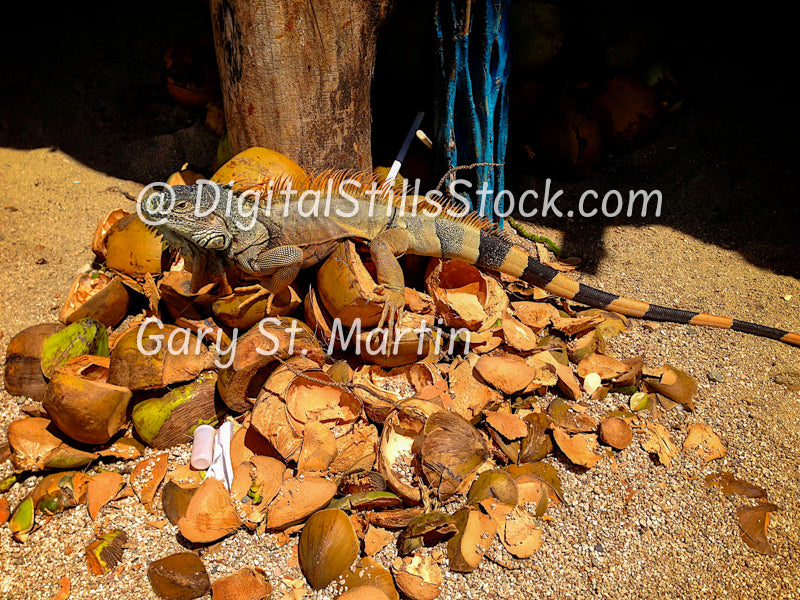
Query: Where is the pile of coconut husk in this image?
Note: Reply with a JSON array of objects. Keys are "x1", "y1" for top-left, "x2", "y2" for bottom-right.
[{"x1": 0, "y1": 149, "x2": 778, "y2": 600}]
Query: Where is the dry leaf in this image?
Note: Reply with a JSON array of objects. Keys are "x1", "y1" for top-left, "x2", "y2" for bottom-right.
[
  {"x1": 641, "y1": 422, "x2": 678, "y2": 467},
  {"x1": 683, "y1": 423, "x2": 726, "y2": 462},
  {"x1": 704, "y1": 472, "x2": 766, "y2": 498},
  {"x1": 49, "y1": 576, "x2": 70, "y2": 600},
  {"x1": 736, "y1": 503, "x2": 778, "y2": 555}
]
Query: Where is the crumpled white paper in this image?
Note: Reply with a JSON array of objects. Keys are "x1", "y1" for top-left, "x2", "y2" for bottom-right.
[{"x1": 205, "y1": 420, "x2": 235, "y2": 490}]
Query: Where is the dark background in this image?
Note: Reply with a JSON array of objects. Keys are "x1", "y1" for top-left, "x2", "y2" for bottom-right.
[{"x1": 0, "y1": 0, "x2": 797, "y2": 277}]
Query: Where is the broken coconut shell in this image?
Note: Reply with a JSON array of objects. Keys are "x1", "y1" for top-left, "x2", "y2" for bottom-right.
[
  {"x1": 107, "y1": 321, "x2": 214, "y2": 390},
  {"x1": 466, "y1": 469, "x2": 519, "y2": 507},
  {"x1": 340, "y1": 556, "x2": 399, "y2": 600},
  {"x1": 4, "y1": 323, "x2": 64, "y2": 400},
  {"x1": 105, "y1": 213, "x2": 165, "y2": 277},
  {"x1": 7, "y1": 417, "x2": 98, "y2": 472},
  {"x1": 42, "y1": 358, "x2": 132, "y2": 445},
  {"x1": 249, "y1": 356, "x2": 320, "y2": 461},
  {"x1": 9, "y1": 497, "x2": 34, "y2": 542},
  {"x1": 31, "y1": 471, "x2": 90, "y2": 515},
  {"x1": 446, "y1": 507, "x2": 497, "y2": 573},
  {"x1": 211, "y1": 567, "x2": 273, "y2": 600},
  {"x1": 643, "y1": 364, "x2": 697, "y2": 410},
  {"x1": 316, "y1": 240, "x2": 383, "y2": 328},
  {"x1": 264, "y1": 475, "x2": 337, "y2": 529},
  {"x1": 425, "y1": 258, "x2": 509, "y2": 332},
  {"x1": 421, "y1": 411, "x2": 489, "y2": 501},
  {"x1": 148, "y1": 551, "x2": 211, "y2": 600},
  {"x1": 378, "y1": 399, "x2": 442, "y2": 504},
  {"x1": 352, "y1": 363, "x2": 442, "y2": 423},
  {"x1": 59, "y1": 272, "x2": 130, "y2": 328},
  {"x1": 598, "y1": 416, "x2": 633, "y2": 450},
  {"x1": 170, "y1": 477, "x2": 241, "y2": 543},
  {"x1": 40, "y1": 318, "x2": 109, "y2": 379},
  {"x1": 298, "y1": 508, "x2": 359, "y2": 590},
  {"x1": 392, "y1": 554, "x2": 443, "y2": 600},
  {"x1": 132, "y1": 372, "x2": 224, "y2": 449},
  {"x1": 217, "y1": 317, "x2": 325, "y2": 412},
  {"x1": 92, "y1": 209, "x2": 129, "y2": 260},
  {"x1": 397, "y1": 511, "x2": 457, "y2": 556}
]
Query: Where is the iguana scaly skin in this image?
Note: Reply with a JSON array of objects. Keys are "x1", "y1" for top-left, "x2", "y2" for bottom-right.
[{"x1": 140, "y1": 172, "x2": 800, "y2": 348}]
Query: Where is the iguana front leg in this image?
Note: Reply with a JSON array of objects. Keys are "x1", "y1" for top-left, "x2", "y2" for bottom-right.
[
  {"x1": 234, "y1": 244, "x2": 304, "y2": 314},
  {"x1": 369, "y1": 229, "x2": 411, "y2": 334}
]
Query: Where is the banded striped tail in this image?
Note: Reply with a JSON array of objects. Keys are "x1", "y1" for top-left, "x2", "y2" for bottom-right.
[{"x1": 477, "y1": 241, "x2": 800, "y2": 348}]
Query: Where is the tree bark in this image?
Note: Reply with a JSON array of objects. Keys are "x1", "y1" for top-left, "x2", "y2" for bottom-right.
[{"x1": 210, "y1": 0, "x2": 391, "y2": 172}]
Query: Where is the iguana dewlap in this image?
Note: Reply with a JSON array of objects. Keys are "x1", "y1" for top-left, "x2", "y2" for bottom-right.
[{"x1": 140, "y1": 172, "x2": 800, "y2": 348}]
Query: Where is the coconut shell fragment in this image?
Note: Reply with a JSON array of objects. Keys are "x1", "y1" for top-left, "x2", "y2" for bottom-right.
[
  {"x1": 553, "y1": 428, "x2": 603, "y2": 468},
  {"x1": 446, "y1": 507, "x2": 497, "y2": 573},
  {"x1": 9, "y1": 497, "x2": 34, "y2": 542},
  {"x1": 7, "y1": 417, "x2": 98, "y2": 472},
  {"x1": 213, "y1": 284, "x2": 302, "y2": 329},
  {"x1": 498, "y1": 507, "x2": 542, "y2": 558},
  {"x1": 397, "y1": 511, "x2": 457, "y2": 556},
  {"x1": 217, "y1": 317, "x2": 325, "y2": 412},
  {"x1": 425, "y1": 259, "x2": 509, "y2": 332},
  {"x1": 474, "y1": 353, "x2": 539, "y2": 395},
  {"x1": 41, "y1": 318, "x2": 109, "y2": 379},
  {"x1": 641, "y1": 422, "x2": 678, "y2": 467},
  {"x1": 643, "y1": 365, "x2": 697, "y2": 410},
  {"x1": 132, "y1": 372, "x2": 223, "y2": 449},
  {"x1": 108, "y1": 322, "x2": 213, "y2": 391},
  {"x1": 4, "y1": 323, "x2": 64, "y2": 400},
  {"x1": 392, "y1": 555, "x2": 444, "y2": 600},
  {"x1": 298, "y1": 508, "x2": 359, "y2": 590},
  {"x1": 92, "y1": 209, "x2": 129, "y2": 260},
  {"x1": 131, "y1": 453, "x2": 169, "y2": 512},
  {"x1": 171, "y1": 477, "x2": 241, "y2": 543},
  {"x1": 265, "y1": 476, "x2": 337, "y2": 529},
  {"x1": 340, "y1": 557, "x2": 399, "y2": 600},
  {"x1": 682, "y1": 423, "x2": 726, "y2": 462},
  {"x1": 147, "y1": 551, "x2": 211, "y2": 600},
  {"x1": 87, "y1": 471, "x2": 126, "y2": 520},
  {"x1": 0, "y1": 498, "x2": 9, "y2": 525},
  {"x1": 211, "y1": 567, "x2": 273, "y2": 600},
  {"x1": 42, "y1": 360, "x2": 132, "y2": 445},
  {"x1": 59, "y1": 272, "x2": 130, "y2": 328},
  {"x1": 421, "y1": 411, "x2": 489, "y2": 501}
]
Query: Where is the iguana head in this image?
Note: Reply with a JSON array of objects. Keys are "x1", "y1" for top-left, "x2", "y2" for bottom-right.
[{"x1": 139, "y1": 183, "x2": 233, "y2": 250}]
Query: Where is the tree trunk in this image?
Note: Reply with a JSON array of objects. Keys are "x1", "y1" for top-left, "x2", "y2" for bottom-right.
[{"x1": 209, "y1": 0, "x2": 391, "y2": 173}]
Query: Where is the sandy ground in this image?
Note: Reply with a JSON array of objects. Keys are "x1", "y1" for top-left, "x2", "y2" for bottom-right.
[{"x1": 1, "y1": 137, "x2": 799, "y2": 600}]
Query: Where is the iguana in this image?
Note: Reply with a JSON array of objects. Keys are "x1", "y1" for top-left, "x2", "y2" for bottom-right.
[{"x1": 139, "y1": 171, "x2": 800, "y2": 348}]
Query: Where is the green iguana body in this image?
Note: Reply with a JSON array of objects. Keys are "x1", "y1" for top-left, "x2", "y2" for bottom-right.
[{"x1": 140, "y1": 172, "x2": 800, "y2": 348}]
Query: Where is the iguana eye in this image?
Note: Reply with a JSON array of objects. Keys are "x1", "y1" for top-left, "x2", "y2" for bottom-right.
[{"x1": 174, "y1": 200, "x2": 190, "y2": 211}]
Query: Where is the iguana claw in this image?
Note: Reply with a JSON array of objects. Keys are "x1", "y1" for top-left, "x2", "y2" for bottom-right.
[{"x1": 375, "y1": 285, "x2": 405, "y2": 345}]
